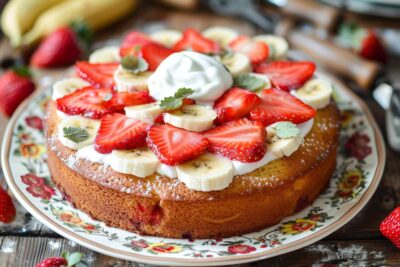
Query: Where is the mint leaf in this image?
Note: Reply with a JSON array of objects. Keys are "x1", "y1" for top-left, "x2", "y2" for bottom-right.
[
  {"x1": 63, "y1": 127, "x2": 89, "y2": 143},
  {"x1": 174, "y1": 87, "x2": 194, "y2": 99},
  {"x1": 67, "y1": 252, "x2": 84, "y2": 266},
  {"x1": 234, "y1": 74, "x2": 266, "y2": 91},
  {"x1": 274, "y1": 122, "x2": 300, "y2": 139},
  {"x1": 121, "y1": 55, "x2": 148, "y2": 74},
  {"x1": 160, "y1": 88, "x2": 194, "y2": 110}
]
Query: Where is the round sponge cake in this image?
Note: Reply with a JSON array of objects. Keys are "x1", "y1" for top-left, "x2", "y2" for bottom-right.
[{"x1": 45, "y1": 100, "x2": 340, "y2": 238}]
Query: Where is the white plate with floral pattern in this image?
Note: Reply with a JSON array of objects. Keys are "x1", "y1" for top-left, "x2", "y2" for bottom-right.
[{"x1": 2, "y1": 75, "x2": 385, "y2": 266}]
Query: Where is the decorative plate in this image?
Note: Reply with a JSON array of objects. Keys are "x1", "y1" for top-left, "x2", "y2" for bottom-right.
[{"x1": 2, "y1": 74, "x2": 385, "y2": 266}]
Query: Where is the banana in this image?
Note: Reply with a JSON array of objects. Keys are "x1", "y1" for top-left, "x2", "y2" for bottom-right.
[
  {"x1": 114, "y1": 66, "x2": 152, "y2": 92},
  {"x1": 253, "y1": 35, "x2": 288, "y2": 60},
  {"x1": 58, "y1": 116, "x2": 100, "y2": 150},
  {"x1": 202, "y1": 26, "x2": 238, "y2": 47},
  {"x1": 163, "y1": 104, "x2": 217, "y2": 132},
  {"x1": 176, "y1": 152, "x2": 234, "y2": 191},
  {"x1": 150, "y1": 29, "x2": 182, "y2": 48},
  {"x1": 266, "y1": 122, "x2": 303, "y2": 158},
  {"x1": 52, "y1": 78, "x2": 90, "y2": 100},
  {"x1": 22, "y1": 0, "x2": 139, "y2": 46},
  {"x1": 292, "y1": 78, "x2": 332, "y2": 109},
  {"x1": 110, "y1": 148, "x2": 159, "y2": 178},
  {"x1": 1, "y1": 0, "x2": 64, "y2": 46},
  {"x1": 220, "y1": 52, "x2": 252, "y2": 76},
  {"x1": 89, "y1": 46, "x2": 120, "y2": 63},
  {"x1": 125, "y1": 102, "x2": 163, "y2": 123}
]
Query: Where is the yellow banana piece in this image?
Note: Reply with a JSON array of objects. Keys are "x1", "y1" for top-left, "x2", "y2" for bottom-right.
[
  {"x1": 1, "y1": 0, "x2": 64, "y2": 46},
  {"x1": 22, "y1": 0, "x2": 139, "y2": 47}
]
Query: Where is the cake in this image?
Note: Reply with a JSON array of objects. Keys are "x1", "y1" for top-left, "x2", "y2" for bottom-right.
[{"x1": 45, "y1": 27, "x2": 340, "y2": 239}]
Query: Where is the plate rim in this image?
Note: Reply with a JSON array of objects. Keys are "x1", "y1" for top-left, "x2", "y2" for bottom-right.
[{"x1": 1, "y1": 74, "x2": 386, "y2": 266}]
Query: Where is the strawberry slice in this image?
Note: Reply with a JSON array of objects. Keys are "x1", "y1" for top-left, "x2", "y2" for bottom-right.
[
  {"x1": 95, "y1": 113, "x2": 150, "y2": 153},
  {"x1": 214, "y1": 87, "x2": 261, "y2": 123},
  {"x1": 75, "y1": 61, "x2": 118, "y2": 88},
  {"x1": 105, "y1": 91, "x2": 155, "y2": 112},
  {"x1": 203, "y1": 118, "x2": 266, "y2": 163},
  {"x1": 56, "y1": 86, "x2": 111, "y2": 119},
  {"x1": 120, "y1": 31, "x2": 154, "y2": 57},
  {"x1": 229, "y1": 36, "x2": 269, "y2": 64},
  {"x1": 140, "y1": 43, "x2": 175, "y2": 71},
  {"x1": 250, "y1": 88, "x2": 316, "y2": 126},
  {"x1": 254, "y1": 61, "x2": 315, "y2": 91},
  {"x1": 173, "y1": 28, "x2": 220, "y2": 54},
  {"x1": 147, "y1": 124, "x2": 209, "y2": 166}
]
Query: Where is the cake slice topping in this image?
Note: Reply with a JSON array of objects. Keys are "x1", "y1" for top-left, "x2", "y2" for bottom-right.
[
  {"x1": 203, "y1": 118, "x2": 266, "y2": 163},
  {"x1": 250, "y1": 88, "x2": 316, "y2": 126}
]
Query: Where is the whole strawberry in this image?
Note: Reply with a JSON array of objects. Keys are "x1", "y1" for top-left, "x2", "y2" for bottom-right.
[
  {"x1": 0, "y1": 186, "x2": 16, "y2": 223},
  {"x1": 35, "y1": 252, "x2": 84, "y2": 267},
  {"x1": 0, "y1": 68, "x2": 35, "y2": 117},
  {"x1": 30, "y1": 27, "x2": 82, "y2": 68},
  {"x1": 380, "y1": 206, "x2": 400, "y2": 248},
  {"x1": 359, "y1": 30, "x2": 388, "y2": 63}
]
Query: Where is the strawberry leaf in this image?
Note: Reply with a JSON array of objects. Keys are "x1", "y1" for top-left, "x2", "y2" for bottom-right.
[
  {"x1": 63, "y1": 127, "x2": 89, "y2": 143},
  {"x1": 234, "y1": 74, "x2": 266, "y2": 92},
  {"x1": 160, "y1": 88, "x2": 194, "y2": 110},
  {"x1": 273, "y1": 122, "x2": 300, "y2": 139},
  {"x1": 121, "y1": 55, "x2": 148, "y2": 73}
]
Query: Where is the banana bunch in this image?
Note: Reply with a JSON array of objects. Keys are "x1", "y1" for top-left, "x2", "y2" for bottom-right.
[{"x1": 1, "y1": 0, "x2": 139, "y2": 47}]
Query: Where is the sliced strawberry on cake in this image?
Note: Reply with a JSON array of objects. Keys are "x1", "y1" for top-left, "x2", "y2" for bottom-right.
[
  {"x1": 56, "y1": 86, "x2": 112, "y2": 119},
  {"x1": 95, "y1": 113, "x2": 150, "y2": 153},
  {"x1": 254, "y1": 61, "x2": 315, "y2": 91},
  {"x1": 203, "y1": 118, "x2": 266, "y2": 163},
  {"x1": 173, "y1": 28, "x2": 220, "y2": 54},
  {"x1": 214, "y1": 87, "x2": 261, "y2": 123},
  {"x1": 250, "y1": 88, "x2": 316, "y2": 126},
  {"x1": 140, "y1": 43, "x2": 175, "y2": 71},
  {"x1": 105, "y1": 91, "x2": 155, "y2": 113},
  {"x1": 75, "y1": 61, "x2": 119, "y2": 88},
  {"x1": 147, "y1": 124, "x2": 209, "y2": 166},
  {"x1": 120, "y1": 31, "x2": 154, "y2": 57},
  {"x1": 229, "y1": 36, "x2": 269, "y2": 64}
]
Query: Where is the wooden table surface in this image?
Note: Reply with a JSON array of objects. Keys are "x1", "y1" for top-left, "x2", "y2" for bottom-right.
[{"x1": 1, "y1": 4, "x2": 400, "y2": 267}]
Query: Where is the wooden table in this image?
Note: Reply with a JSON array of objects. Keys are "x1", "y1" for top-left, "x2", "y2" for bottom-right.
[{"x1": 1, "y1": 4, "x2": 400, "y2": 267}]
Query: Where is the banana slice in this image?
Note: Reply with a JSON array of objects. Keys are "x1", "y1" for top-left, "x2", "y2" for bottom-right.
[
  {"x1": 220, "y1": 52, "x2": 252, "y2": 76},
  {"x1": 202, "y1": 26, "x2": 238, "y2": 47},
  {"x1": 114, "y1": 66, "x2": 152, "y2": 92},
  {"x1": 58, "y1": 116, "x2": 100, "y2": 150},
  {"x1": 293, "y1": 78, "x2": 332, "y2": 109},
  {"x1": 150, "y1": 29, "x2": 182, "y2": 48},
  {"x1": 163, "y1": 104, "x2": 217, "y2": 132},
  {"x1": 110, "y1": 148, "x2": 159, "y2": 178},
  {"x1": 52, "y1": 78, "x2": 90, "y2": 100},
  {"x1": 266, "y1": 122, "x2": 303, "y2": 158},
  {"x1": 89, "y1": 46, "x2": 120, "y2": 63},
  {"x1": 253, "y1": 35, "x2": 288, "y2": 60},
  {"x1": 176, "y1": 152, "x2": 234, "y2": 191},
  {"x1": 125, "y1": 102, "x2": 163, "y2": 123}
]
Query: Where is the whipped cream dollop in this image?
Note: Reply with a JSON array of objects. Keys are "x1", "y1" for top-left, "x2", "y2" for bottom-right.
[{"x1": 147, "y1": 51, "x2": 233, "y2": 104}]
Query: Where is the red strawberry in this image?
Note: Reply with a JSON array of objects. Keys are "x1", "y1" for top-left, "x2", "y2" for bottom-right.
[
  {"x1": 0, "y1": 186, "x2": 16, "y2": 223},
  {"x1": 140, "y1": 43, "x2": 175, "y2": 71},
  {"x1": 214, "y1": 87, "x2": 261, "y2": 123},
  {"x1": 0, "y1": 69, "x2": 35, "y2": 117},
  {"x1": 380, "y1": 207, "x2": 400, "y2": 248},
  {"x1": 147, "y1": 124, "x2": 209, "y2": 165},
  {"x1": 25, "y1": 116, "x2": 43, "y2": 130},
  {"x1": 255, "y1": 61, "x2": 315, "y2": 91},
  {"x1": 359, "y1": 30, "x2": 387, "y2": 63},
  {"x1": 120, "y1": 31, "x2": 154, "y2": 57},
  {"x1": 250, "y1": 88, "x2": 316, "y2": 126},
  {"x1": 56, "y1": 86, "x2": 111, "y2": 119},
  {"x1": 35, "y1": 257, "x2": 67, "y2": 267},
  {"x1": 95, "y1": 113, "x2": 149, "y2": 153},
  {"x1": 105, "y1": 91, "x2": 155, "y2": 112},
  {"x1": 30, "y1": 27, "x2": 81, "y2": 68},
  {"x1": 75, "y1": 61, "x2": 118, "y2": 88},
  {"x1": 229, "y1": 36, "x2": 269, "y2": 64},
  {"x1": 203, "y1": 118, "x2": 266, "y2": 163},
  {"x1": 173, "y1": 28, "x2": 220, "y2": 54}
]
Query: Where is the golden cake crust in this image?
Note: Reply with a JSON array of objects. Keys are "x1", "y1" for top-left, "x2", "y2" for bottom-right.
[{"x1": 45, "y1": 100, "x2": 340, "y2": 238}]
